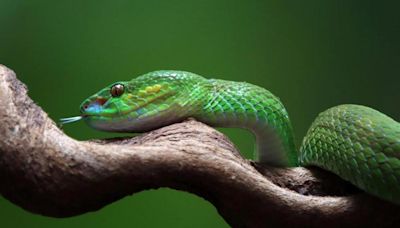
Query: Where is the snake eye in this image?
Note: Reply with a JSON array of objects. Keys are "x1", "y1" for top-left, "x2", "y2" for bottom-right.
[{"x1": 110, "y1": 84, "x2": 125, "y2": 97}]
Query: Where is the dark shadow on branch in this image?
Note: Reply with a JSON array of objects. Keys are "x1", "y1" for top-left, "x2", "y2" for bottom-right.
[{"x1": 0, "y1": 65, "x2": 399, "y2": 227}]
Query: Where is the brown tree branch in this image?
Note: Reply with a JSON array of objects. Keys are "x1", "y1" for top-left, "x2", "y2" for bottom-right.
[{"x1": 0, "y1": 65, "x2": 399, "y2": 227}]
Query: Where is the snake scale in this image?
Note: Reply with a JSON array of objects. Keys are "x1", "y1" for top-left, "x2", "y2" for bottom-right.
[{"x1": 61, "y1": 70, "x2": 400, "y2": 205}]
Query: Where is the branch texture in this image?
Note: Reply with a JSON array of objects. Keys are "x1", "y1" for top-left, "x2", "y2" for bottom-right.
[{"x1": 0, "y1": 65, "x2": 399, "y2": 227}]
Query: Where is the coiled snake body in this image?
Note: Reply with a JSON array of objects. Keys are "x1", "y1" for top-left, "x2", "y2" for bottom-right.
[{"x1": 62, "y1": 70, "x2": 400, "y2": 204}]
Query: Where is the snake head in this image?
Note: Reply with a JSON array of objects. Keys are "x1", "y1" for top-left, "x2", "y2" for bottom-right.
[{"x1": 80, "y1": 71, "x2": 207, "y2": 132}]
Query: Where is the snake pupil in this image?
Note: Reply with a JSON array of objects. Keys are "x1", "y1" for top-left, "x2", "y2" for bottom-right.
[{"x1": 110, "y1": 84, "x2": 124, "y2": 97}]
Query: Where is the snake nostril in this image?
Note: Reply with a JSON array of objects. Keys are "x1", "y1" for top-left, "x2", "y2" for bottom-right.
[{"x1": 81, "y1": 104, "x2": 89, "y2": 111}]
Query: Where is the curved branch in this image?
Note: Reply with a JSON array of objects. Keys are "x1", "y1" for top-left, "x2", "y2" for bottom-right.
[{"x1": 0, "y1": 65, "x2": 399, "y2": 227}]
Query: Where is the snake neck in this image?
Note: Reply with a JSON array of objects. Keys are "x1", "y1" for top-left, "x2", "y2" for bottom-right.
[{"x1": 193, "y1": 79, "x2": 298, "y2": 167}]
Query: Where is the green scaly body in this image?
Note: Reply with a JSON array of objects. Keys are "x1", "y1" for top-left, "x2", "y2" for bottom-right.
[{"x1": 74, "y1": 70, "x2": 400, "y2": 204}]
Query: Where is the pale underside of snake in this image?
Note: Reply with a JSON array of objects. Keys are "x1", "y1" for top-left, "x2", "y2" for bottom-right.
[{"x1": 61, "y1": 70, "x2": 400, "y2": 205}]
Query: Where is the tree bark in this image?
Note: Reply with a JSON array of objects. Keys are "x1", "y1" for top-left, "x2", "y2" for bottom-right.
[{"x1": 0, "y1": 65, "x2": 399, "y2": 227}]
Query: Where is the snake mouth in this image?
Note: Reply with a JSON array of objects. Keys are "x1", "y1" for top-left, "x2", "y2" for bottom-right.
[{"x1": 83, "y1": 90, "x2": 176, "y2": 120}]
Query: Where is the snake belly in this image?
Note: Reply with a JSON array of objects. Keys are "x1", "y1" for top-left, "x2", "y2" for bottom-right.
[{"x1": 80, "y1": 71, "x2": 400, "y2": 205}]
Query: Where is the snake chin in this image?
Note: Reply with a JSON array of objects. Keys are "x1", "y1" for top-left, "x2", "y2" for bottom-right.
[{"x1": 83, "y1": 104, "x2": 187, "y2": 133}]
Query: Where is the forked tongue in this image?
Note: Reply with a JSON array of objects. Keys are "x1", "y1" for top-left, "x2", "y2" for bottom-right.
[{"x1": 59, "y1": 116, "x2": 83, "y2": 124}]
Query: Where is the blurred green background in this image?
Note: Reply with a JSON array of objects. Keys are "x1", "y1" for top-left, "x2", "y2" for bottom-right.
[{"x1": 1, "y1": 0, "x2": 400, "y2": 227}]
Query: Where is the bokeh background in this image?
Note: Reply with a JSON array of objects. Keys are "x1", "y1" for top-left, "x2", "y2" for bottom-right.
[{"x1": 1, "y1": 0, "x2": 400, "y2": 227}]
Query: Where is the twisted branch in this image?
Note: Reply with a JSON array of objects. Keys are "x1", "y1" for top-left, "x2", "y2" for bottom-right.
[{"x1": 0, "y1": 65, "x2": 399, "y2": 227}]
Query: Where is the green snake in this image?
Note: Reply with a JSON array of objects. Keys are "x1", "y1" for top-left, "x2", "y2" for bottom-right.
[{"x1": 61, "y1": 70, "x2": 400, "y2": 204}]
